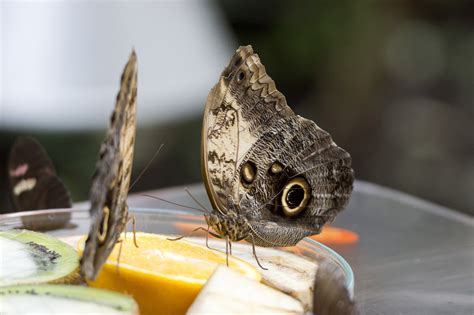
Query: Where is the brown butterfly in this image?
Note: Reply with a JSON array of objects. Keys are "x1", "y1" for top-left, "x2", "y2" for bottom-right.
[
  {"x1": 80, "y1": 50, "x2": 138, "y2": 281},
  {"x1": 201, "y1": 45, "x2": 354, "y2": 251},
  {"x1": 8, "y1": 136, "x2": 72, "y2": 230}
]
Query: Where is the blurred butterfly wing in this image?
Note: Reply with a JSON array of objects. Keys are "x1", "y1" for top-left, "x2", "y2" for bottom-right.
[
  {"x1": 313, "y1": 258, "x2": 356, "y2": 315},
  {"x1": 201, "y1": 46, "x2": 293, "y2": 213},
  {"x1": 8, "y1": 136, "x2": 72, "y2": 211},
  {"x1": 81, "y1": 51, "x2": 138, "y2": 281}
]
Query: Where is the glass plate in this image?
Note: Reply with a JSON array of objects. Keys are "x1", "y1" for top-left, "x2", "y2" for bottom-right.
[{"x1": 0, "y1": 207, "x2": 354, "y2": 297}]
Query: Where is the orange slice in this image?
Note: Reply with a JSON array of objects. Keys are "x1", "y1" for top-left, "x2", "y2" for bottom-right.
[{"x1": 77, "y1": 233, "x2": 261, "y2": 315}]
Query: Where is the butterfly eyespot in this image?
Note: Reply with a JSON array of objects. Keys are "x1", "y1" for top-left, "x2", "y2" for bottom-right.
[
  {"x1": 281, "y1": 177, "x2": 310, "y2": 217},
  {"x1": 97, "y1": 206, "x2": 110, "y2": 244},
  {"x1": 269, "y1": 162, "x2": 284, "y2": 175},
  {"x1": 241, "y1": 161, "x2": 256, "y2": 185},
  {"x1": 234, "y1": 56, "x2": 243, "y2": 67},
  {"x1": 237, "y1": 71, "x2": 245, "y2": 82}
]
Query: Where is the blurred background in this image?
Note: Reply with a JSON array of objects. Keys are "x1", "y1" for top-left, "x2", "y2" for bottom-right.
[{"x1": 1, "y1": 1, "x2": 473, "y2": 215}]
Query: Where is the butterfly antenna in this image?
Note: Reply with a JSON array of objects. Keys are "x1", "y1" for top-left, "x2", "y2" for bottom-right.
[
  {"x1": 140, "y1": 193, "x2": 206, "y2": 213},
  {"x1": 129, "y1": 143, "x2": 164, "y2": 192},
  {"x1": 184, "y1": 187, "x2": 209, "y2": 214}
]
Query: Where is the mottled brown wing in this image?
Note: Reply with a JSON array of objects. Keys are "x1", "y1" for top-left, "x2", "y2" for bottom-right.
[
  {"x1": 234, "y1": 109, "x2": 354, "y2": 246},
  {"x1": 8, "y1": 136, "x2": 72, "y2": 212},
  {"x1": 81, "y1": 51, "x2": 138, "y2": 281},
  {"x1": 202, "y1": 46, "x2": 294, "y2": 213},
  {"x1": 203, "y1": 45, "x2": 353, "y2": 246}
]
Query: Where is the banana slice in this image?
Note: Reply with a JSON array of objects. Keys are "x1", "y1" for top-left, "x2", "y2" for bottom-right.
[
  {"x1": 189, "y1": 237, "x2": 317, "y2": 311},
  {"x1": 187, "y1": 266, "x2": 304, "y2": 314}
]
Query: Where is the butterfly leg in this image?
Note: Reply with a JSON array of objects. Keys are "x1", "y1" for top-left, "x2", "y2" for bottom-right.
[
  {"x1": 249, "y1": 233, "x2": 268, "y2": 270},
  {"x1": 225, "y1": 235, "x2": 229, "y2": 267},
  {"x1": 124, "y1": 210, "x2": 139, "y2": 248},
  {"x1": 204, "y1": 224, "x2": 221, "y2": 251},
  {"x1": 130, "y1": 214, "x2": 138, "y2": 248},
  {"x1": 205, "y1": 225, "x2": 211, "y2": 248},
  {"x1": 115, "y1": 238, "x2": 124, "y2": 274},
  {"x1": 229, "y1": 239, "x2": 232, "y2": 256}
]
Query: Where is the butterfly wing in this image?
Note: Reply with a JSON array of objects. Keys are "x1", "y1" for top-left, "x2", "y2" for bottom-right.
[
  {"x1": 202, "y1": 46, "x2": 353, "y2": 246},
  {"x1": 202, "y1": 46, "x2": 293, "y2": 213},
  {"x1": 237, "y1": 114, "x2": 353, "y2": 246},
  {"x1": 80, "y1": 51, "x2": 138, "y2": 280},
  {"x1": 8, "y1": 137, "x2": 72, "y2": 230},
  {"x1": 8, "y1": 136, "x2": 72, "y2": 211}
]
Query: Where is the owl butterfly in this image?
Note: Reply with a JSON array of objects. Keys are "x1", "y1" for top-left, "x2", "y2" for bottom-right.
[
  {"x1": 202, "y1": 45, "x2": 354, "y2": 249},
  {"x1": 8, "y1": 137, "x2": 72, "y2": 230},
  {"x1": 80, "y1": 50, "x2": 138, "y2": 281}
]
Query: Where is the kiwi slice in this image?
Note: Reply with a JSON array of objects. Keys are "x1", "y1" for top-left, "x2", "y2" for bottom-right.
[
  {"x1": 0, "y1": 229, "x2": 79, "y2": 286},
  {"x1": 0, "y1": 285, "x2": 138, "y2": 314}
]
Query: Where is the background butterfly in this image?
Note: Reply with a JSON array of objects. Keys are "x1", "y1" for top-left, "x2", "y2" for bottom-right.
[
  {"x1": 202, "y1": 45, "x2": 354, "y2": 247},
  {"x1": 80, "y1": 50, "x2": 138, "y2": 281},
  {"x1": 8, "y1": 136, "x2": 72, "y2": 230}
]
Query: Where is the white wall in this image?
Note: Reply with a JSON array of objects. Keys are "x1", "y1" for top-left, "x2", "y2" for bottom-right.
[{"x1": 0, "y1": 0, "x2": 235, "y2": 130}]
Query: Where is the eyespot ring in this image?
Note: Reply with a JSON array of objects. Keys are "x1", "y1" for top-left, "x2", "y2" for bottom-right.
[
  {"x1": 237, "y1": 71, "x2": 245, "y2": 82},
  {"x1": 281, "y1": 177, "x2": 311, "y2": 217},
  {"x1": 269, "y1": 162, "x2": 284, "y2": 175},
  {"x1": 241, "y1": 161, "x2": 256, "y2": 185},
  {"x1": 98, "y1": 206, "x2": 110, "y2": 244}
]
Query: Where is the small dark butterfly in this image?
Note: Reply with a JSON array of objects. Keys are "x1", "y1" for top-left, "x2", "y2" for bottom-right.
[
  {"x1": 8, "y1": 136, "x2": 72, "y2": 230},
  {"x1": 80, "y1": 50, "x2": 138, "y2": 281}
]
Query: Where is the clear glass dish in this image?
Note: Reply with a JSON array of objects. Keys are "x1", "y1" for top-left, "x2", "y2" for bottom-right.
[{"x1": 0, "y1": 207, "x2": 354, "y2": 298}]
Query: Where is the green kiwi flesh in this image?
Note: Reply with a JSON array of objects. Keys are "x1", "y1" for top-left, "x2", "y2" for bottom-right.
[
  {"x1": 0, "y1": 284, "x2": 138, "y2": 314},
  {"x1": 0, "y1": 229, "x2": 79, "y2": 286}
]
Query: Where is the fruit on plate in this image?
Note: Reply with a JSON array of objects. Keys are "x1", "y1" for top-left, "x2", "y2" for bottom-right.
[
  {"x1": 187, "y1": 266, "x2": 304, "y2": 314},
  {"x1": 0, "y1": 229, "x2": 79, "y2": 286},
  {"x1": 189, "y1": 237, "x2": 318, "y2": 311},
  {"x1": 0, "y1": 284, "x2": 138, "y2": 314},
  {"x1": 77, "y1": 232, "x2": 261, "y2": 315}
]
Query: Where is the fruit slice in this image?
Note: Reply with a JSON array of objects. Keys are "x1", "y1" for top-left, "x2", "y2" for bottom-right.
[
  {"x1": 0, "y1": 284, "x2": 138, "y2": 314},
  {"x1": 187, "y1": 266, "x2": 304, "y2": 314},
  {"x1": 189, "y1": 237, "x2": 318, "y2": 312},
  {"x1": 77, "y1": 232, "x2": 261, "y2": 315},
  {"x1": 0, "y1": 229, "x2": 79, "y2": 286}
]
